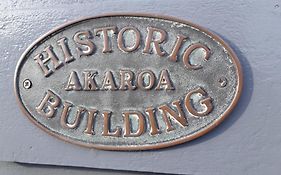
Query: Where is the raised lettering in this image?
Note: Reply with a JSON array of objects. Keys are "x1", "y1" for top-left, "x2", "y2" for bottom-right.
[
  {"x1": 57, "y1": 37, "x2": 75, "y2": 63},
  {"x1": 137, "y1": 70, "x2": 156, "y2": 90},
  {"x1": 119, "y1": 69, "x2": 136, "y2": 90},
  {"x1": 183, "y1": 43, "x2": 210, "y2": 70},
  {"x1": 155, "y1": 69, "x2": 175, "y2": 90},
  {"x1": 101, "y1": 71, "x2": 117, "y2": 90},
  {"x1": 36, "y1": 90, "x2": 61, "y2": 118},
  {"x1": 95, "y1": 26, "x2": 117, "y2": 53},
  {"x1": 169, "y1": 34, "x2": 188, "y2": 62},
  {"x1": 34, "y1": 45, "x2": 63, "y2": 77},
  {"x1": 145, "y1": 107, "x2": 161, "y2": 135},
  {"x1": 73, "y1": 31, "x2": 95, "y2": 56},
  {"x1": 102, "y1": 111, "x2": 122, "y2": 137},
  {"x1": 84, "y1": 109, "x2": 98, "y2": 135},
  {"x1": 158, "y1": 100, "x2": 187, "y2": 132},
  {"x1": 65, "y1": 71, "x2": 82, "y2": 91},
  {"x1": 117, "y1": 26, "x2": 140, "y2": 52},
  {"x1": 143, "y1": 27, "x2": 167, "y2": 56},
  {"x1": 83, "y1": 71, "x2": 99, "y2": 90},
  {"x1": 123, "y1": 111, "x2": 145, "y2": 137},
  {"x1": 185, "y1": 87, "x2": 213, "y2": 117},
  {"x1": 60, "y1": 101, "x2": 84, "y2": 129}
]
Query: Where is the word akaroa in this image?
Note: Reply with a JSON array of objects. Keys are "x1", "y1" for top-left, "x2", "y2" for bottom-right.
[{"x1": 15, "y1": 14, "x2": 242, "y2": 150}]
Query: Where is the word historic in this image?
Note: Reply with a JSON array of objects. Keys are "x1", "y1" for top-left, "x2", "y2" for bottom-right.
[{"x1": 34, "y1": 25, "x2": 210, "y2": 77}]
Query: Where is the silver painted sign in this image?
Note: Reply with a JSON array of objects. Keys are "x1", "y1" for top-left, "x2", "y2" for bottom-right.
[{"x1": 14, "y1": 14, "x2": 243, "y2": 150}]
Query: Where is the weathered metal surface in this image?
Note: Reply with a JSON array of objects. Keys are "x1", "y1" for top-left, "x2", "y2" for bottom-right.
[{"x1": 14, "y1": 14, "x2": 242, "y2": 150}]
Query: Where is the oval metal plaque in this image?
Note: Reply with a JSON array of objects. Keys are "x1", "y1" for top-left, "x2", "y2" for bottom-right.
[{"x1": 14, "y1": 14, "x2": 242, "y2": 150}]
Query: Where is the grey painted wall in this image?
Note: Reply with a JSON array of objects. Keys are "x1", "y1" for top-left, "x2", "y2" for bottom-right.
[{"x1": 0, "y1": 0, "x2": 280, "y2": 174}]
